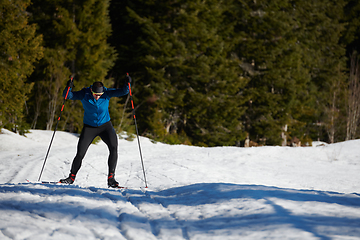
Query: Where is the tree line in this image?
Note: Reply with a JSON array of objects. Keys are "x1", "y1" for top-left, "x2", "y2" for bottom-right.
[{"x1": 1, "y1": 0, "x2": 360, "y2": 147}]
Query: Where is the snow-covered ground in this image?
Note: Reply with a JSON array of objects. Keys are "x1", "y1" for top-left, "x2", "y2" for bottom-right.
[{"x1": 1, "y1": 128, "x2": 360, "y2": 239}]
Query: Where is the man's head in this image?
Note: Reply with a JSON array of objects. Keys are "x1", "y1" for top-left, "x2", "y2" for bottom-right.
[
  {"x1": 92, "y1": 82, "x2": 104, "y2": 93},
  {"x1": 91, "y1": 82, "x2": 104, "y2": 100}
]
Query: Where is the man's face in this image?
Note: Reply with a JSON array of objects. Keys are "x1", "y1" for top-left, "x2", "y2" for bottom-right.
[{"x1": 91, "y1": 88, "x2": 103, "y2": 100}]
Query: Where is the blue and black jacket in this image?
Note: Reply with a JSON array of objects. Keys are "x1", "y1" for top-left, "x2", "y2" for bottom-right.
[{"x1": 63, "y1": 84, "x2": 129, "y2": 127}]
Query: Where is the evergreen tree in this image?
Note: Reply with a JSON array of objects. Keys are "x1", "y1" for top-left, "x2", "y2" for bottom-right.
[
  {"x1": 27, "y1": 0, "x2": 116, "y2": 133},
  {"x1": 110, "y1": 0, "x2": 349, "y2": 145},
  {"x1": 342, "y1": 0, "x2": 360, "y2": 55},
  {"x1": 342, "y1": 0, "x2": 360, "y2": 140},
  {"x1": 27, "y1": 0, "x2": 78, "y2": 130},
  {"x1": 0, "y1": 0, "x2": 43, "y2": 133},
  {"x1": 231, "y1": 0, "x2": 347, "y2": 145},
  {"x1": 123, "y1": 0, "x2": 248, "y2": 146},
  {"x1": 109, "y1": 0, "x2": 173, "y2": 137},
  {"x1": 64, "y1": 0, "x2": 117, "y2": 133},
  {"x1": 232, "y1": 0, "x2": 315, "y2": 145},
  {"x1": 296, "y1": 0, "x2": 347, "y2": 143}
]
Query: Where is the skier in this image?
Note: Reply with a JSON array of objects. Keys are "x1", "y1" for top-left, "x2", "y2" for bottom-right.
[{"x1": 59, "y1": 79, "x2": 129, "y2": 188}]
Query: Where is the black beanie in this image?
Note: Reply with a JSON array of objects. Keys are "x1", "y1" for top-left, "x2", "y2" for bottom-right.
[{"x1": 92, "y1": 82, "x2": 104, "y2": 93}]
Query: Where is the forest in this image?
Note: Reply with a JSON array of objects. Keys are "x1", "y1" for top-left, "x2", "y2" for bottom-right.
[{"x1": 1, "y1": 0, "x2": 360, "y2": 147}]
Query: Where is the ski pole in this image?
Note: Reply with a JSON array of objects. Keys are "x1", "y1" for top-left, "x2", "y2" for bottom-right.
[
  {"x1": 127, "y1": 73, "x2": 148, "y2": 188},
  {"x1": 38, "y1": 77, "x2": 74, "y2": 181}
]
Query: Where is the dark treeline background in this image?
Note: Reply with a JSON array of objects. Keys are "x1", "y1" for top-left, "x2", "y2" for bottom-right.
[{"x1": 1, "y1": 0, "x2": 360, "y2": 147}]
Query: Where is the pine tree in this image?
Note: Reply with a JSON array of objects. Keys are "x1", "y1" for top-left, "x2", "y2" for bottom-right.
[
  {"x1": 124, "y1": 0, "x2": 248, "y2": 146},
  {"x1": 63, "y1": 0, "x2": 117, "y2": 132},
  {"x1": 0, "y1": 0, "x2": 43, "y2": 133},
  {"x1": 342, "y1": 0, "x2": 360, "y2": 55},
  {"x1": 109, "y1": 0, "x2": 349, "y2": 145},
  {"x1": 231, "y1": 0, "x2": 347, "y2": 145},
  {"x1": 232, "y1": 0, "x2": 315, "y2": 145},
  {"x1": 296, "y1": 0, "x2": 347, "y2": 143},
  {"x1": 27, "y1": 0, "x2": 77, "y2": 130},
  {"x1": 342, "y1": 0, "x2": 360, "y2": 140},
  {"x1": 27, "y1": 0, "x2": 116, "y2": 132}
]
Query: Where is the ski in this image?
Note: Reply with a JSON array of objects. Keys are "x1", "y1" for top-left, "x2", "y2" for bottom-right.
[
  {"x1": 26, "y1": 179, "x2": 134, "y2": 189},
  {"x1": 109, "y1": 186, "x2": 127, "y2": 189},
  {"x1": 41, "y1": 181, "x2": 61, "y2": 184},
  {"x1": 26, "y1": 179, "x2": 61, "y2": 184},
  {"x1": 113, "y1": 186, "x2": 149, "y2": 190}
]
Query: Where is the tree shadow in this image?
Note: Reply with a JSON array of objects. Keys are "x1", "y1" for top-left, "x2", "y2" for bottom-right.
[
  {"x1": 135, "y1": 183, "x2": 360, "y2": 239},
  {"x1": 1, "y1": 182, "x2": 360, "y2": 239}
]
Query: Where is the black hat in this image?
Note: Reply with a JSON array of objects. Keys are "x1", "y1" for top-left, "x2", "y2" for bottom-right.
[{"x1": 92, "y1": 82, "x2": 104, "y2": 93}]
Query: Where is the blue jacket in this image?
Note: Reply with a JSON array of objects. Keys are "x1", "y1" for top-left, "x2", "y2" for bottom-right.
[{"x1": 63, "y1": 84, "x2": 129, "y2": 127}]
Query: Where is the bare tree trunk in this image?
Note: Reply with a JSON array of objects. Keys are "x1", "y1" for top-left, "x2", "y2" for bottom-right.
[
  {"x1": 346, "y1": 51, "x2": 360, "y2": 140},
  {"x1": 31, "y1": 86, "x2": 43, "y2": 129},
  {"x1": 46, "y1": 75, "x2": 62, "y2": 130},
  {"x1": 328, "y1": 91, "x2": 336, "y2": 143},
  {"x1": 46, "y1": 97, "x2": 57, "y2": 130},
  {"x1": 118, "y1": 94, "x2": 130, "y2": 131},
  {"x1": 326, "y1": 70, "x2": 343, "y2": 144},
  {"x1": 281, "y1": 124, "x2": 287, "y2": 146},
  {"x1": 31, "y1": 99, "x2": 41, "y2": 129}
]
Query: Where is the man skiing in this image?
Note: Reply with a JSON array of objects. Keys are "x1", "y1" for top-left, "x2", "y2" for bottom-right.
[{"x1": 59, "y1": 79, "x2": 129, "y2": 188}]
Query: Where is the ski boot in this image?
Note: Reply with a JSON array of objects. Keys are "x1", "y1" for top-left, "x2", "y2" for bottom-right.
[
  {"x1": 108, "y1": 173, "x2": 119, "y2": 188},
  {"x1": 59, "y1": 173, "x2": 76, "y2": 184}
]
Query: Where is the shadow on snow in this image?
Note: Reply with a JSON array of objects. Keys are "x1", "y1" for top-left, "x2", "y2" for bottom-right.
[{"x1": 0, "y1": 182, "x2": 359, "y2": 239}]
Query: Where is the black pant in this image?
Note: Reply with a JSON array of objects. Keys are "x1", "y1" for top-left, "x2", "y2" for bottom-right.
[{"x1": 70, "y1": 121, "x2": 118, "y2": 176}]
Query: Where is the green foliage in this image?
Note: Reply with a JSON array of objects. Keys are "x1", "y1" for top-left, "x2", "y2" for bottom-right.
[
  {"x1": 26, "y1": 0, "x2": 116, "y2": 132},
  {"x1": 117, "y1": 0, "x2": 248, "y2": 146},
  {"x1": 1, "y1": 0, "x2": 357, "y2": 146},
  {"x1": 232, "y1": 0, "x2": 347, "y2": 145},
  {"x1": 297, "y1": 0, "x2": 347, "y2": 143},
  {"x1": 105, "y1": 0, "x2": 353, "y2": 146},
  {"x1": 92, "y1": 136, "x2": 101, "y2": 144},
  {"x1": 342, "y1": 0, "x2": 360, "y2": 55},
  {"x1": 0, "y1": 0, "x2": 43, "y2": 133}
]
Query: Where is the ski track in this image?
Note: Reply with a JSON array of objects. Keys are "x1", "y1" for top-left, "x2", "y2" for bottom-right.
[
  {"x1": 2, "y1": 130, "x2": 360, "y2": 239},
  {"x1": 87, "y1": 187, "x2": 135, "y2": 240},
  {"x1": 5, "y1": 154, "x2": 42, "y2": 184},
  {"x1": 86, "y1": 186, "x2": 166, "y2": 240},
  {"x1": 87, "y1": 185, "x2": 190, "y2": 240},
  {"x1": 89, "y1": 185, "x2": 190, "y2": 240},
  {"x1": 121, "y1": 187, "x2": 189, "y2": 240}
]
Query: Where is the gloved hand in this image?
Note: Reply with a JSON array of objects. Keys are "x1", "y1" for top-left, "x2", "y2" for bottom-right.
[{"x1": 67, "y1": 79, "x2": 74, "y2": 88}]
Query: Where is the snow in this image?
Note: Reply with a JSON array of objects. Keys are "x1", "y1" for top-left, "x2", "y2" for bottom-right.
[{"x1": 1, "y1": 128, "x2": 360, "y2": 239}]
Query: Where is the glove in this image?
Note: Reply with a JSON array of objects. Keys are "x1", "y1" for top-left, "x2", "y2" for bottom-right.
[
  {"x1": 67, "y1": 79, "x2": 74, "y2": 88},
  {"x1": 126, "y1": 74, "x2": 132, "y2": 84}
]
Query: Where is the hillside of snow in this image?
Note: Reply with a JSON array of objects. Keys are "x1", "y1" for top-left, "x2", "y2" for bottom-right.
[{"x1": 1, "y1": 128, "x2": 360, "y2": 239}]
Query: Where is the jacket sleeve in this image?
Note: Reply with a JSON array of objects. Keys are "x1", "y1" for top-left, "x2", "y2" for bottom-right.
[
  {"x1": 63, "y1": 87, "x2": 86, "y2": 100},
  {"x1": 105, "y1": 84, "x2": 130, "y2": 98}
]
